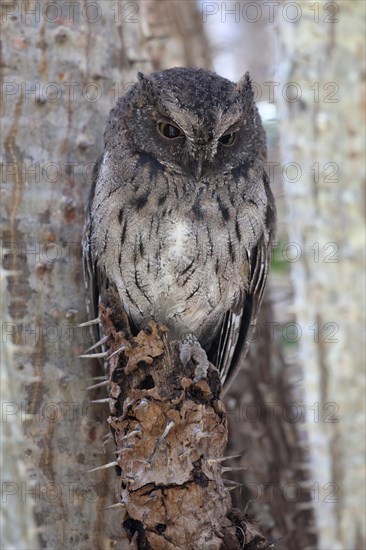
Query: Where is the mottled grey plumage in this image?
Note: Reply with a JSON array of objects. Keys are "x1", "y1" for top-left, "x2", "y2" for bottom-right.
[{"x1": 83, "y1": 67, "x2": 276, "y2": 388}]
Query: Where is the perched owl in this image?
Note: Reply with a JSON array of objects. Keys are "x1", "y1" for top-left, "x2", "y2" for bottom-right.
[{"x1": 83, "y1": 67, "x2": 276, "y2": 389}]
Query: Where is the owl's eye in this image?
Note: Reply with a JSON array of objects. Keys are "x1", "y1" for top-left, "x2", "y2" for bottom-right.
[
  {"x1": 219, "y1": 132, "x2": 237, "y2": 146},
  {"x1": 158, "y1": 121, "x2": 183, "y2": 139}
]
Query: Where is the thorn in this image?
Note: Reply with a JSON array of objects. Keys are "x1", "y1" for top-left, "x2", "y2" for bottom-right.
[
  {"x1": 79, "y1": 351, "x2": 108, "y2": 359},
  {"x1": 221, "y1": 465, "x2": 247, "y2": 473},
  {"x1": 102, "y1": 434, "x2": 113, "y2": 446},
  {"x1": 91, "y1": 398, "x2": 110, "y2": 404},
  {"x1": 115, "y1": 429, "x2": 141, "y2": 445},
  {"x1": 88, "y1": 461, "x2": 118, "y2": 473},
  {"x1": 208, "y1": 454, "x2": 242, "y2": 465},
  {"x1": 158, "y1": 420, "x2": 175, "y2": 443},
  {"x1": 113, "y1": 447, "x2": 133, "y2": 456},
  {"x1": 104, "y1": 502, "x2": 125, "y2": 511},
  {"x1": 223, "y1": 479, "x2": 243, "y2": 486},
  {"x1": 147, "y1": 420, "x2": 175, "y2": 465},
  {"x1": 78, "y1": 317, "x2": 100, "y2": 327},
  {"x1": 86, "y1": 380, "x2": 110, "y2": 390},
  {"x1": 108, "y1": 344, "x2": 127, "y2": 360},
  {"x1": 115, "y1": 447, "x2": 133, "y2": 455},
  {"x1": 84, "y1": 335, "x2": 109, "y2": 353}
]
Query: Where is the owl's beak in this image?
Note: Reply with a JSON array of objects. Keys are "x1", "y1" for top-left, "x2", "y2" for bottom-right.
[
  {"x1": 193, "y1": 154, "x2": 203, "y2": 181},
  {"x1": 188, "y1": 144, "x2": 215, "y2": 181},
  {"x1": 190, "y1": 148, "x2": 211, "y2": 181}
]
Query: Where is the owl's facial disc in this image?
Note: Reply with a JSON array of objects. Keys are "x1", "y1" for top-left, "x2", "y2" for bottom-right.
[
  {"x1": 119, "y1": 68, "x2": 267, "y2": 180},
  {"x1": 153, "y1": 112, "x2": 245, "y2": 181}
]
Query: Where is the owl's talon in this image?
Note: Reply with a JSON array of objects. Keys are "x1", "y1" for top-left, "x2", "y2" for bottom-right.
[
  {"x1": 179, "y1": 344, "x2": 191, "y2": 368},
  {"x1": 193, "y1": 362, "x2": 209, "y2": 383},
  {"x1": 179, "y1": 334, "x2": 210, "y2": 381}
]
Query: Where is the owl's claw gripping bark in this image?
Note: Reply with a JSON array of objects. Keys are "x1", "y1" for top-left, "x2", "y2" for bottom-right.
[
  {"x1": 179, "y1": 334, "x2": 210, "y2": 382},
  {"x1": 193, "y1": 360, "x2": 210, "y2": 382}
]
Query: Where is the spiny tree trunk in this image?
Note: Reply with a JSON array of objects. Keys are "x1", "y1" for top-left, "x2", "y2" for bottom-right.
[
  {"x1": 276, "y1": 2, "x2": 365, "y2": 549},
  {"x1": 95, "y1": 288, "x2": 268, "y2": 549}
]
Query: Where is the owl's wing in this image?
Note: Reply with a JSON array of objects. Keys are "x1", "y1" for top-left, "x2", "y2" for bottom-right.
[
  {"x1": 215, "y1": 173, "x2": 276, "y2": 391},
  {"x1": 81, "y1": 153, "x2": 107, "y2": 346}
]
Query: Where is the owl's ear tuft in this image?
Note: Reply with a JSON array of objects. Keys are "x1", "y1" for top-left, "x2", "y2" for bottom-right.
[
  {"x1": 236, "y1": 71, "x2": 255, "y2": 105},
  {"x1": 137, "y1": 71, "x2": 147, "y2": 85},
  {"x1": 137, "y1": 71, "x2": 157, "y2": 104}
]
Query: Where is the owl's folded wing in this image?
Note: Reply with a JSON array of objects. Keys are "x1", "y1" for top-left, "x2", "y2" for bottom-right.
[
  {"x1": 81, "y1": 154, "x2": 107, "y2": 348},
  {"x1": 215, "y1": 173, "x2": 276, "y2": 391}
]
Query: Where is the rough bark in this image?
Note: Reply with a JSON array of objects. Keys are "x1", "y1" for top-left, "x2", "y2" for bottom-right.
[
  {"x1": 276, "y1": 2, "x2": 365, "y2": 549},
  {"x1": 93, "y1": 288, "x2": 269, "y2": 549}
]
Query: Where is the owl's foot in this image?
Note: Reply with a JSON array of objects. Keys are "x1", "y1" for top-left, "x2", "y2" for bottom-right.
[{"x1": 179, "y1": 334, "x2": 210, "y2": 382}]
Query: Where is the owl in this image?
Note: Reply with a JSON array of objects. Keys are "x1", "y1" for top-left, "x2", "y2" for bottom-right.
[{"x1": 83, "y1": 67, "x2": 276, "y2": 390}]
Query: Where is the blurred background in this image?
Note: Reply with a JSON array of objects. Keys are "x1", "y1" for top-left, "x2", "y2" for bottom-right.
[{"x1": 1, "y1": 1, "x2": 365, "y2": 549}]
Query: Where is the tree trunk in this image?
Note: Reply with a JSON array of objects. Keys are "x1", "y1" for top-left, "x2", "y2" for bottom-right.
[
  {"x1": 203, "y1": 9, "x2": 318, "y2": 548},
  {"x1": 94, "y1": 289, "x2": 267, "y2": 549},
  {"x1": 0, "y1": 1, "x2": 212, "y2": 548},
  {"x1": 276, "y1": 2, "x2": 365, "y2": 549}
]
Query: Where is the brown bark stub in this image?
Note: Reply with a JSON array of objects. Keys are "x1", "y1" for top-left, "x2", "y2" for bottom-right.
[{"x1": 98, "y1": 290, "x2": 269, "y2": 549}]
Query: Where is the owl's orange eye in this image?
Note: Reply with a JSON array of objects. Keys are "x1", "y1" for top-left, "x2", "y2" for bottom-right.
[
  {"x1": 158, "y1": 121, "x2": 183, "y2": 139},
  {"x1": 219, "y1": 132, "x2": 237, "y2": 146}
]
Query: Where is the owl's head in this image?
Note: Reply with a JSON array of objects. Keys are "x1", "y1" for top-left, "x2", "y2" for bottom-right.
[{"x1": 105, "y1": 67, "x2": 266, "y2": 181}]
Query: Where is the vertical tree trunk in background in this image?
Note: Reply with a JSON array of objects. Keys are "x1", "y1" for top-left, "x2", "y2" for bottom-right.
[
  {"x1": 277, "y1": 2, "x2": 365, "y2": 549},
  {"x1": 206, "y1": 10, "x2": 317, "y2": 549},
  {"x1": 1, "y1": 2, "x2": 210, "y2": 548}
]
